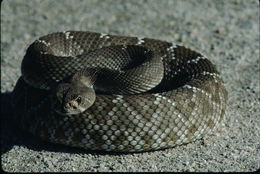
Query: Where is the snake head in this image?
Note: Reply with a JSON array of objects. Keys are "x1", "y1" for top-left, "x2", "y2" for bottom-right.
[{"x1": 53, "y1": 83, "x2": 96, "y2": 116}]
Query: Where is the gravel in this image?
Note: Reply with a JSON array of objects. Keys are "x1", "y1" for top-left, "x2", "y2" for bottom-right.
[{"x1": 1, "y1": 0, "x2": 259, "y2": 172}]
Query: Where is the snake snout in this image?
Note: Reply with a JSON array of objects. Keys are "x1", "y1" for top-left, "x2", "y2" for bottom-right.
[{"x1": 65, "y1": 101, "x2": 78, "y2": 110}]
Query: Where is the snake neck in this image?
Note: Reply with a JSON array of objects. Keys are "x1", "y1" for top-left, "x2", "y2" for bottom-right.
[{"x1": 71, "y1": 69, "x2": 98, "y2": 88}]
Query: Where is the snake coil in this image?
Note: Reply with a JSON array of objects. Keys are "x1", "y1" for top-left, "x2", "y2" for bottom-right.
[{"x1": 11, "y1": 31, "x2": 227, "y2": 152}]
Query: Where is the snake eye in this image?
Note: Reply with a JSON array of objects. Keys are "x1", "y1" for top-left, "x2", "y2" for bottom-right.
[{"x1": 76, "y1": 96, "x2": 81, "y2": 103}]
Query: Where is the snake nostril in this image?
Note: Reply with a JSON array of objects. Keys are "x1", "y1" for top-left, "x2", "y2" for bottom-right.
[
  {"x1": 64, "y1": 103, "x2": 71, "y2": 109},
  {"x1": 66, "y1": 102, "x2": 77, "y2": 110}
]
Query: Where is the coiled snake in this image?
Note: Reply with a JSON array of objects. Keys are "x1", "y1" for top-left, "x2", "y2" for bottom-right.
[{"x1": 11, "y1": 31, "x2": 228, "y2": 152}]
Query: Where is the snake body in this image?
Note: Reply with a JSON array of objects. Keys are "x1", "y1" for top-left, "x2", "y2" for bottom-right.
[{"x1": 11, "y1": 31, "x2": 228, "y2": 152}]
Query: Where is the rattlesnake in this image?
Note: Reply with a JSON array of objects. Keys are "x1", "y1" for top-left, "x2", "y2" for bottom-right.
[{"x1": 11, "y1": 31, "x2": 228, "y2": 152}]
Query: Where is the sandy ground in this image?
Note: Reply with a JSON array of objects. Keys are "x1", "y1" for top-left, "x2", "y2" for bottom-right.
[{"x1": 1, "y1": 0, "x2": 259, "y2": 172}]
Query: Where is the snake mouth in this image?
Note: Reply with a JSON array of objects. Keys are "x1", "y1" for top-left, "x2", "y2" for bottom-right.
[
  {"x1": 54, "y1": 108, "x2": 79, "y2": 116},
  {"x1": 54, "y1": 109, "x2": 69, "y2": 116},
  {"x1": 55, "y1": 109, "x2": 73, "y2": 116}
]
